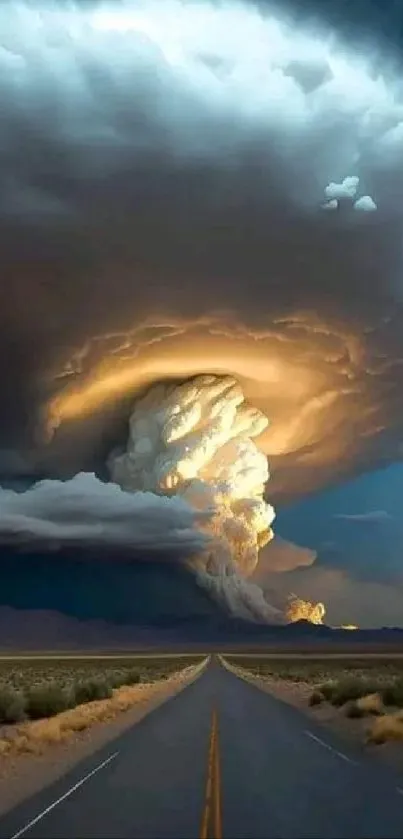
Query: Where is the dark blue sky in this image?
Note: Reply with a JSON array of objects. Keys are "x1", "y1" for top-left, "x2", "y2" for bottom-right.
[{"x1": 278, "y1": 462, "x2": 403, "y2": 581}]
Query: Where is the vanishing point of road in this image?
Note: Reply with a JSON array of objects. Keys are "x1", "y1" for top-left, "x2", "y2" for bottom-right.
[{"x1": 1, "y1": 658, "x2": 403, "y2": 839}]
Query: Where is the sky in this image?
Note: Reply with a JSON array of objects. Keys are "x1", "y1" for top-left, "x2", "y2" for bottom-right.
[{"x1": 1, "y1": 0, "x2": 403, "y2": 634}]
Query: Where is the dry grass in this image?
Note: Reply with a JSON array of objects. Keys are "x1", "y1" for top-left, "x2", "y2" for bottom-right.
[
  {"x1": 224, "y1": 657, "x2": 403, "y2": 720},
  {"x1": 0, "y1": 656, "x2": 203, "y2": 692},
  {"x1": 368, "y1": 711, "x2": 403, "y2": 744},
  {"x1": 356, "y1": 693, "x2": 384, "y2": 715},
  {"x1": 0, "y1": 655, "x2": 204, "y2": 725},
  {"x1": 10, "y1": 685, "x2": 149, "y2": 753},
  {"x1": 224, "y1": 655, "x2": 403, "y2": 685},
  {"x1": 344, "y1": 693, "x2": 384, "y2": 719},
  {"x1": 0, "y1": 661, "x2": 205, "y2": 757}
]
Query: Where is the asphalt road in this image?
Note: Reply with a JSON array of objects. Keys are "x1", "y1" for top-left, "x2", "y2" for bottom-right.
[{"x1": 1, "y1": 659, "x2": 403, "y2": 838}]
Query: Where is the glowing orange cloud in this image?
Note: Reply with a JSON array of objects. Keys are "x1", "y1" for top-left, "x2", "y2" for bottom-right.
[
  {"x1": 45, "y1": 311, "x2": 388, "y2": 501},
  {"x1": 286, "y1": 595, "x2": 326, "y2": 625}
]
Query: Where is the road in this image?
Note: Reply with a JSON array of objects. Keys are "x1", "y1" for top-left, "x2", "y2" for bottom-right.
[{"x1": 1, "y1": 658, "x2": 403, "y2": 838}]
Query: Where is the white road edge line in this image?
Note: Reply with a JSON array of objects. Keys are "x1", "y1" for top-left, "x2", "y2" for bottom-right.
[
  {"x1": 304, "y1": 730, "x2": 357, "y2": 765},
  {"x1": 10, "y1": 751, "x2": 119, "y2": 839}
]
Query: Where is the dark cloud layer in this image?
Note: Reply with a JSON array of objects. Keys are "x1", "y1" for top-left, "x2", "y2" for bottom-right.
[
  {"x1": 0, "y1": 549, "x2": 219, "y2": 625},
  {"x1": 1, "y1": 0, "x2": 403, "y2": 499},
  {"x1": 1, "y1": 0, "x2": 403, "y2": 628}
]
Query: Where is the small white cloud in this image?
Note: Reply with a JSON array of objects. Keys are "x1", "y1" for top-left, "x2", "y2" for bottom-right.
[
  {"x1": 321, "y1": 198, "x2": 338, "y2": 211},
  {"x1": 334, "y1": 510, "x2": 391, "y2": 523},
  {"x1": 354, "y1": 195, "x2": 377, "y2": 212},
  {"x1": 325, "y1": 176, "x2": 359, "y2": 201},
  {"x1": 323, "y1": 176, "x2": 377, "y2": 214}
]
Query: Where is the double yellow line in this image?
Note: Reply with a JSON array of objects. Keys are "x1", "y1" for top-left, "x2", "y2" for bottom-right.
[{"x1": 200, "y1": 709, "x2": 222, "y2": 839}]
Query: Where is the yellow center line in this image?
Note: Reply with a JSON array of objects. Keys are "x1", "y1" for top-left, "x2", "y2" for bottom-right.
[
  {"x1": 200, "y1": 709, "x2": 222, "y2": 839},
  {"x1": 214, "y1": 715, "x2": 222, "y2": 839}
]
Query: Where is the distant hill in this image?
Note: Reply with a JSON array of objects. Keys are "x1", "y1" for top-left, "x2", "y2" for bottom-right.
[
  {"x1": 1, "y1": 607, "x2": 403, "y2": 653},
  {"x1": 3, "y1": 551, "x2": 401, "y2": 652}
]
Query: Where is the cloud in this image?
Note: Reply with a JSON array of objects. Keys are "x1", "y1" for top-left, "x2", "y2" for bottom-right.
[
  {"x1": 1, "y1": 1, "x2": 403, "y2": 625},
  {"x1": 334, "y1": 510, "x2": 392, "y2": 523},
  {"x1": 0, "y1": 472, "x2": 211, "y2": 556},
  {"x1": 108, "y1": 373, "x2": 285, "y2": 623},
  {"x1": 0, "y1": 550, "x2": 222, "y2": 625},
  {"x1": 272, "y1": 565, "x2": 403, "y2": 628},
  {"x1": 0, "y1": 376, "x2": 317, "y2": 625},
  {"x1": 322, "y1": 176, "x2": 377, "y2": 213},
  {"x1": 5, "y1": 0, "x2": 398, "y2": 503},
  {"x1": 325, "y1": 176, "x2": 359, "y2": 201},
  {"x1": 252, "y1": 536, "x2": 317, "y2": 577},
  {"x1": 354, "y1": 195, "x2": 377, "y2": 212},
  {"x1": 0, "y1": 449, "x2": 34, "y2": 477},
  {"x1": 321, "y1": 198, "x2": 338, "y2": 211}
]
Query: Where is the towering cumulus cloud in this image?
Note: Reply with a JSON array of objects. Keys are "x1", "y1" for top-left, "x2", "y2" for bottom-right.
[
  {"x1": 0, "y1": 374, "x2": 309, "y2": 623},
  {"x1": 285, "y1": 596, "x2": 326, "y2": 625},
  {"x1": 109, "y1": 375, "x2": 283, "y2": 622}
]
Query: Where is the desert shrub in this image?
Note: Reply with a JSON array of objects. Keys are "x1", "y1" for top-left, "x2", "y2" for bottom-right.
[
  {"x1": 320, "y1": 681, "x2": 337, "y2": 701},
  {"x1": 329, "y1": 678, "x2": 379, "y2": 707},
  {"x1": 345, "y1": 701, "x2": 366, "y2": 719},
  {"x1": 318, "y1": 676, "x2": 403, "y2": 710},
  {"x1": 309, "y1": 690, "x2": 324, "y2": 706},
  {"x1": 108, "y1": 672, "x2": 126, "y2": 689},
  {"x1": 275, "y1": 668, "x2": 292, "y2": 680},
  {"x1": 0, "y1": 687, "x2": 27, "y2": 723},
  {"x1": 382, "y1": 677, "x2": 403, "y2": 708},
  {"x1": 356, "y1": 693, "x2": 384, "y2": 716},
  {"x1": 124, "y1": 669, "x2": 141, "y2": 685},
  {"x1": 26, "y1": 683, "x2": 72, "y2": 720},
  {"x1": 287, "y1": 670, "x2": 308, "y2": 683},
  {"x1": 368, "y1": 711, "x2": 403, "y2": 744},
  {"x1": 73, "y1": 678, "x2": 113, "y2": 705}
]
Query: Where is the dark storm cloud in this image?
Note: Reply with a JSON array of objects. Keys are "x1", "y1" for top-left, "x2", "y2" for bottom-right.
[
  {"x1": 0, "y1": 549, "x2": 220, "y2": 625},
  {"x1": 1, "y1": 0, "x2": 403, "y2": 626},
  {"x1": 1, "y1": 0, "x2": 403, "y2": 481},
  {"x1": 261, "y1": 0, "x2": 403, "y2": 58},
  {"x1": 0, "y1": 472, "x2": 211, "y2": 556}
]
